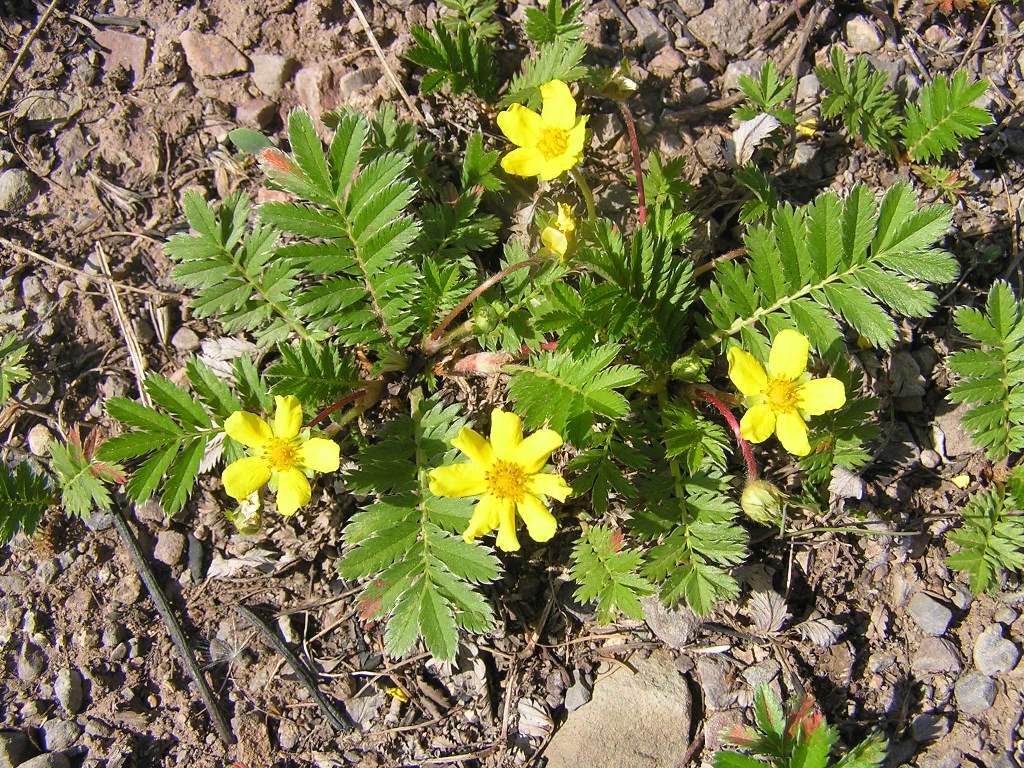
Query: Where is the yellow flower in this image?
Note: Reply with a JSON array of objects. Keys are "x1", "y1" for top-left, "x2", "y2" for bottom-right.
[
  {"x1": 428, "y1": 409, "x2": 571, "y2": 552},
  {"x1": 221, "y1": 395, "x2": 340, "y2": 516},
  {"x1": 796, "y1": 117, "x2": 819, "y2": 138},
  {"x1": 727, "y1": 329, "x2": 846, "y2": 457},
  {"x1": 497, "y1": 80, "x2": 588, "y2": 181},
  {"x1": 541, "y1": 203, "x2": 576, "y2": 259}
]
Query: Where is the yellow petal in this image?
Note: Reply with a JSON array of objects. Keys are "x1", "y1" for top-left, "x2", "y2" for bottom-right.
[
  {"x1": 496, "y1": 104, "x2": 544, "y2": 147},
  {"x1": 490, "y1": 409, "x2": 523, "y2": 461},
  {"x1": 774, "y1": 411, "x2": 810, "y2": 456},
  {"x1": 493, "y1": 498, "x2": 520, "y2": 552},
  {"x1": 530, "y1": 472, "x2": 571, "y2": 502},
  {"x1": 740, "y1": 404, "x2": 776, "y2": 444},
  {"x1": 767, "y1": 329, "x2": 809, "y2": 381},
  {"x1": 500, "y1": 146, "x2": 545, "y2": 177},
  {"x1": 274, "y1": 467, "x2": 311, "y2": 515},
  {"x1": 797, "y1": 377, "x2": 846, "y2": 416},
  {"x1": 537, "y1": 144, "x2": 581, "y2": 181},
  {"x1": 540, "y1": 79, "x2": 577, "y2": 130},
  {"x1": 299, "y1": 437, "x2": 340, "y2": 472},
  {"x1": 514, "y1": 429, "x2": 563, "y2": 473},
  {"x1": 727, "y1": 347, "x2": 768, "y2": 397},
  {"x1": 224, "y1": 411, "x2": 273, "y2": 448},
  {"x1": 452, "y1": 427, "x2": 493, "y2": 466},
  {"x1": 541, "y1": 226, "x2": 568, "y2": 257},
  {"x1": 517, "y1": 493, "x2": 558, "y2": 543},
  {"x1": 273, "y1": 395, "x2": 304, "y2": 439},
  {"x1": 464, "y1": 494, "x2": 502, "y2": 542},
  {"x1": 222, "y1": 456, "x2": 272, "y2": 499},
  {"x1": 564, "y1": 117, "x2": 588, "y2": 159},
  {"x1": 555, "y1": 203, "x2": 576, "y2": 234},
  {"x1": 429, "y1": 464, "x2": 488, "y2": 498}
]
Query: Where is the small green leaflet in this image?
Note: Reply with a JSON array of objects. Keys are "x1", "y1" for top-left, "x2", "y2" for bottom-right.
[{"x1": 0, "y1": 461, "x2": 53, "y2": 545}]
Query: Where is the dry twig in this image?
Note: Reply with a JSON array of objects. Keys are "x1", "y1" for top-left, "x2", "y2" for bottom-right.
[{"x1": 0, "y1": 0, "x2": 61, "y2": 103}]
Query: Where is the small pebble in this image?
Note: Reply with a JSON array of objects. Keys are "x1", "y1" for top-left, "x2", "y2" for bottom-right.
[
  {"x1": 19, "y1": 755, "x2": 71, "y2": 768},
  {"x1": 154, "y1": 529, "x2": 186, "y2": 566},
  {"x1": 846, "y1": 15, "x2": 883, "y2": 53},
  {"x1": 55, "y1": 668, "x2": 84, "y2": 714},
  {"x1": 920, "y1": 449, "x2": 941, "y2": 469},
  {"x1": 27, "y1": 423, "x2": 53, "y2": 456},
  {"x1": 0, "y1": 732, "x2": 31, "y2": 767},
  {"x1": 954, "y1": 671, "x2": 996, "y2": 716},
  {"x1": 911, "y1": 637, "x2": 962, "y2": 675},
  {"x1": 908, "y1": 592, "x2": 953, "y2": 636},
  {"x1": 41, "y1": 717, "x2": 82, "y2": 751},
  {"x1": 911, "y1": 712, "x2": 951, "y2": 742},
  {"x1": 973, "y1": 624, "x2": 1021, "y2": 675},
  {"x1": 170, "y1": 326, "x2": 200, "y2": 353}
]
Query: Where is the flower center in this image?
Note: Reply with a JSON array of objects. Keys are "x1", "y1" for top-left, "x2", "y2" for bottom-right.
[
  {"x1": 485, "y1": 460, "x2": 527, "y2": 501},
  {"x1": 537, "y1": 127, "x2": 568, "y2": 159},
  {"x1": 264, "y1": 438, "x2": 299, "y2": 471},
  {"x1": 765, "y1": 378, "x2": 799, "y2": 412}
]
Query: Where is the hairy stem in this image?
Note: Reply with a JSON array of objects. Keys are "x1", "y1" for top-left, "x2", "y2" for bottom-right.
[
  {"x1": 423, "y1": 257, "x2": 545, "y2": 354},
  {"x1": 570, "y1": 167, "x2": 597, "y2": 223},
  {"x1": 692, "y1": 387, "x2": 758, "y2": 480},
  {"x1": 307, "y1": 388, "x2": 368, "y2": 428},
  {"x1": 617, "y1": 103, "x2": 647, "y2": 227}
]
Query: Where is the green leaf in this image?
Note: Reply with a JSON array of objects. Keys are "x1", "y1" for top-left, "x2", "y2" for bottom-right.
[
  {"x1": 228, "y1": 127, "x2": 273, "y2": 155},
  {"x1": 499, "y1": 39, "x2": 587, "y2": 109},
  {"x1": 948, "y1": 280, "x2": 1024, "y2": 460},
  {"x1": 265, "y1": 341, "x2": 361, "y2": 407},
  {"x1": 947, "y1": 486, "x2": 1024, "y2": 593},
  {"x1": 0, "y1": 333, "x2": 29, "y2": 405},
  {"x1": 406, "y1": 22, "x2": 498, "y2": 100},
  {"x1": 0, "y1": 461, "x2": 53, "y2": 545},
  {"x1": 569, "y1": 525, "x2": 654, "y2": 622},
  {"x1": 816, "y1": 47, "x2": 900, "y2": 152},
  {"x1": 525, "y1": 0, "x2": 584, "y2": 44},
  {"x1": 903, "y1": 71, "x2": 993, "y2": 162},
  {"x1": 50, "y1": 433, "x2": 124, "y2": 519}
]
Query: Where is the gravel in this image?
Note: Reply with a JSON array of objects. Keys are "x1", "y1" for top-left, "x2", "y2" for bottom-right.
[
  {"x1": 41, "y1": 717, "x2": 82, "y2": 751},
  {"x1": 687, "y1": 0, "x2": 767, "y2": 55},
  {"x1": 845, "y1": 15, "x2": 883, "y2": 53},
  {"x1": 154, "y1": 530, "x2": 186, "y2": 566},
  {"x1": 170, "y1": 326, "x2": 201, "y2": 353},
  {"x1": 954, "y1": 671, "x2": 996, "y2": 716},
  {"x1": 0, "y1": 168, "x2": 36, "y2": 211},
  {"x1": 19, "y1": 755, "x2": 71, "y2": 768},
  {"x1": 178, "y1": 30, "x2": 248, "y2": 77},
  {"x1": 251, "y1": 53, "x2": 295, "y2": 97},
  {"x1": 55, "y1": 668, "x2": 84, "y2": 714},
  {"x1": 973, "y1": 625, "x2": 1021, "y2": 675},
  {"x1": 908, "y1": 592, "x2": 953, "y2": 636},
  {"x1": 27, "y1": 423, "x2": 54, "y2": 457},
  {"x1": 911, "y1": 713, "x2": 951, "y2": 742},
  {"x1": 626, "y1": 7, "x2": 669, "y2": 52},
  {"x1": 0, "y1": 732, "x2": 32, "y2": 768},
  {"x1": 911, "y1": 638, "x2": 962, "y2": 675}
]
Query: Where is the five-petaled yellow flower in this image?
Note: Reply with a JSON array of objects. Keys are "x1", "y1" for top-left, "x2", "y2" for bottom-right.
[
  {"x1": 497, "y1": 80, "x2": 588, "y2": 181},
  {"x1": 728, "y1": 329, "x2": 846, "y2": 457},
  {"x1": 428, "y1": 409, "x2": 571, "y2": 552},
  {"x1": 222, "y1": 395, "x2": 340, "y2": 516},
  {"x1": 541, "y1": 203, "x2": 576, "y2": 259}
]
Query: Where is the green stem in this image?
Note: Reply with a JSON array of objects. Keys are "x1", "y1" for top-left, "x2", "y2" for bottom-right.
[{"x1": 571, "y1": 167, "x2": 597, "y2": 223}]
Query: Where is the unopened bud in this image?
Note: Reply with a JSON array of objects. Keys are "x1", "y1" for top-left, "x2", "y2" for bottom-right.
[
  {"x1": 472, "y1": 303, "x2": 500, "y2": 334},
  {"x1": 740, "y1": 480, "x2": 785, "y2": 526}
]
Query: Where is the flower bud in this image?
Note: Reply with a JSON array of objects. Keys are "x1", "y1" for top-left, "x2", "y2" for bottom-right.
[
  {"x1": 472, "y1": 302, "x2": 500, "y2": 334},
  {"x1": 740, "y1": 480, "x2": 785, "y2": 526}
]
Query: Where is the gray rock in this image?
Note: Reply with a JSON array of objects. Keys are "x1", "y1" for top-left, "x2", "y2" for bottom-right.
[
  {"x1": 14, "y1": 90, "x2": 81, "y2": 125},
  {"x1": 973, "y1": 625, "x2": 1021, "y2": 675},
  {"x1": 179, "y1": 30, "x2": 248, "y2": 77},
  {"x1": 19, "y1": 378, "x2": 53, "y2": 407},
  {"x1": 741, "y1": 659, "x2": 780, "y2": 689},
  {"x1": 564, "y1": 674, "x2": 592, "y2": 712},
  {"x1": 908, "y1": 592, "x2": 953, "y2": 636},
  {"x1": 684, "y1": 77, "x2": 709, "y2": 104},
  {"x1": 677, "y1": 0, "x2": 704, "y2": 15},
  {"x1": 993, "y1": 607, "x2": 1019, "y2": 625},
  {"x1": 890, "y1": 351, "x2": 926, "y2": 398},
  {"x1": 251, "y1": 53, "x2": 295, "y2": 97},
  {"x1": 27, "y1": 423, "x2": 53, "y2": 457},
  {"x1": 920, "y1": 449, "x2": 942, "y2": 469},
  {"x1": 627, "y1": 7, "x2": 669, "y2": 52},
  {"x1": 0, "y1": 732, "x2": 32, "y2": 768},
  {"x1": 544, "y1": 650, "x2": 692, "y2": 768},
  {"x1": 642, "y1": 596, "x2": 701, "y2": 648},
  {"x1": 337, "y1": 66, "x2": 384, "y2": 99},
  {"x1": 845, "y1": 15, "x2": 883, "y2": 53},
  {"x1": 911, "y1": 638, "x2": 962, "y2": 675},
  {"x1": 0, "y1": 169, "x2": 36, "y2": 211},
  {"x1": 17, "y1": 644, "x2": 45, "y2": 682},
  {"x1": 41, "y1": 717, "x2": 82, "y2": 751},
  {"x1": 83, "y1": 511, "x2": 113, "y2": 532},
  {"x1": 55, "y1": 668, "x2": 84, "y2": 714},
  {"x1": 688, "y1": 0, "x2": 768, "y2": 55},
  {"x1": 277, "y1": 718, "x2": 300, "y2": 750},
  {"x1": 236, "y1": 98, "x2": 277, "y2": 129},
  {"x1": 154, "y1": 530, "x2": 186, "y2": 566},
  {"x1": 954, "y1": 671, "x2": 996, "y2": 715},
  {"x1": 695, "y1": 656, "x2": 735, "y2": 710},
  {"x1": 171, "y1": 326, "x2": 200, "y2": 353},
  {"x1": 95, "y1": 30, "x2": 149, "y2": 81},
  {"x1": 723, "y1": 58, "x2": 764, "y2": 93},
  {"x1": 19, "y1": 755, "x2": 71, "y2": 768},
  {"x1": 37, "y1": 559, "x2": 60, "y2": 585},
  {"x1": 796, "y1": 73, "x2": 820, "y2": 102},
  {"x1": 649, "y1": 47, "x2": 685, "y2": 78},
  {"x1": 911, "y1": 712, "x2": 951, "y2": 742}
]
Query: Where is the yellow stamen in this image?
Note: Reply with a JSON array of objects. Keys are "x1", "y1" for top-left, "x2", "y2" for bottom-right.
[
  {"x1": 765, "y1": 378, "x2": 798, "y2": 412},
  {"x1": 264, "y1": 438, "x2": 298, "y2": 470},
  {"x1": 485, "y1": 460, "x2": 527, "y2": 501},
  {"x1": 537, "y1": 128, "x2": 568, "y2": 159}
]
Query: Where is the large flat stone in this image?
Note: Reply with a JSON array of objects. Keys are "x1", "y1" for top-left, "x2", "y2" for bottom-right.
[{"x1": 545, "y1": 650, "x2": 692, "y2": 768}]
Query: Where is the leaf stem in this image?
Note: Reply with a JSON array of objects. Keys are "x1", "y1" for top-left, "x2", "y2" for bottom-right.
[
  {"x1": 570, "y1": 167, "x2": 597, "y2": 223},
  {"x1": 692, "y1": 387, "x2": 758, "y2": 481},
  {"x1": 307, "y1": 387, "x2": 368, "y2": 429},
  {"x1": 617, "y1": 103, "x2": 646, "y2": 227},
  {"x1": 423, "y1": 257, "x2": 545, "y2": 354}
]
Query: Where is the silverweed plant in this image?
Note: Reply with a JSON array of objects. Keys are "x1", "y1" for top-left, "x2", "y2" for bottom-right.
[{"x1": 2, "y1": 0, "x2": 1019, "y2": 668}]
